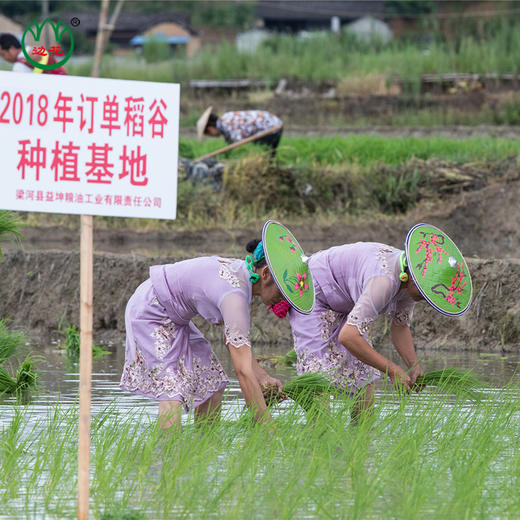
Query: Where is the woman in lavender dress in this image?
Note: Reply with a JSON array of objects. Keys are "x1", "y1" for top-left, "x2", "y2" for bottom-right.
[
  {"x1": 288, "y1": 224, "x2": 473, "y2": 418},
  {"x1": 121, "y1": 220, "x2": 314, "y2": 429}
]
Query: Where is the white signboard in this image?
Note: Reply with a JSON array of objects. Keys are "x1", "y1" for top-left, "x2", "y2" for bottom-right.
[{"x1": 0, "y1": 71, "x2": 179, "y2": 219}]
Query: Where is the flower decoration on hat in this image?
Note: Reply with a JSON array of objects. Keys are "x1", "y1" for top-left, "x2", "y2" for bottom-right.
[
  {"x1": 262, "y1": 220, "x2": 315, "y2": 314},
  {"x1": 405, "y1": 223, "x2": 472, "y2": 316},
  {"x1": 294, "y1": 272, "x2": 309, "y2": 297}
]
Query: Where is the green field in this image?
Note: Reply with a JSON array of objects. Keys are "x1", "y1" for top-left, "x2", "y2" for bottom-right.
[
  {"x1": 181, "y1": 135, "x2": 520, "y2": 167},
  {"x1": 67, "y1": 19, "x2": 520, "y2": 84},
  {"x1": 1, "y1": 383, "x2": 519, "y2": 519}
]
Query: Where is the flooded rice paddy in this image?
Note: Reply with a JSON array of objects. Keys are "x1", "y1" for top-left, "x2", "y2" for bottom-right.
[{"x1": 1, "y1": 341, "x2": 519, "y2": 520}]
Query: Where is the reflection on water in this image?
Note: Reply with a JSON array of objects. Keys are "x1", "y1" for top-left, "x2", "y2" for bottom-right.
[{"x1": 1, "y1": 342, "x2": 519, "y2": 422}]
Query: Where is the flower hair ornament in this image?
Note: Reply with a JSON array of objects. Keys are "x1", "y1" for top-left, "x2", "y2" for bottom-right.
[{"x1": 245, "y1": 241, "x2": 265, "y2": 284}]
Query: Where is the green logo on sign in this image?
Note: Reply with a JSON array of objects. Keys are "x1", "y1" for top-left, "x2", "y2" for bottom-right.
[{"x1": 21, "y1": 18, "x2": 74, "y2": 71}]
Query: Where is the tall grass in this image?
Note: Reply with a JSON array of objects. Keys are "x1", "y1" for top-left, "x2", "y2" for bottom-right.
[
  {"x1": 0, "y1": 380, "x2": 519, "y2": 519},
  {"x1": 67, "y1": 20, "x2": 520, "y2": 84},
  {"x1": 0, "y1": 211, "x2": 21, "y2": 258}
]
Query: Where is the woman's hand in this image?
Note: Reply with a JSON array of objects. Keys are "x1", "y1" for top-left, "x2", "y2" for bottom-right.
[
  {"x1": 388, "y1": 364, "x2": 413, "y2": 393},
  {"x1": 409, "y1": 364, "x2": 425, "y2": 392},
  {"x1": 409, "y1": 364, "x2": 424, "y2": 384},
  {"x1": 258, "y1": 374, "x2": 283, "y2": 393}
]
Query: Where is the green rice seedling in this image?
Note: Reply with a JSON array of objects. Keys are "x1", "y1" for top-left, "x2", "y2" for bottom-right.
[
  {"x1": 0, "y1": 319, "x2": 24, "y2": 363},
  {"x1": 414, "y1": 367, "x2": 488, "y2": 401},
  {"x1": 0, "y1": 365, "x2": 17, "y2": 394},
  {"x1": 64, "y1": 324, "x2": 80, "y2": 359},
  {"x1": 0, "y1": 408, "x2": 30, "y2": 502},
  {"x1": 93, "y1": 344, "x2": 111, "y2": 358},
  {"x1": 0, "y1": 355, "x2": 38, "y2": 395},
  {"x1": 264, "y1": 372, "x2": 333, "y2": 412},
  {"x1": 263, "y1": 348, "x2": 298, "y2": 367},
  {"x1": 1, "y1": 380, "x2": 520, "y2": 520},
  {"x1": 181, "y1": 135, "x2": 520, "y2": 169},
  {"x1": 0, "y1": 210, "x2": 21, "y2": 256},
  {"x1": 61, "y1": 324, "x2": 110, "y2": 361},
  {"x1": 99, "y1": 509, "x2": 147, "y2": 519},
  {"x1": 281, "y1": 348, "x2": 297, "y2": 367},
  {"x1": 15, "y1": 355, "x2": 38, "y2": 392}
]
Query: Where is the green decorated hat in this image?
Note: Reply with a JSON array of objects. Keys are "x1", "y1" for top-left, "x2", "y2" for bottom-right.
[
  {"x1": 262, "y1": 220, "x2": 315, "y2": 314},
  {"x1": 405, "y1": 223, "x2": 472, "y2": 316}
]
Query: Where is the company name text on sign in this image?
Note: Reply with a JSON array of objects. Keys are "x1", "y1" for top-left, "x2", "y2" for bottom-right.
[{"x1": 0, "y1": 71, "x2": 179, "y2": 219}]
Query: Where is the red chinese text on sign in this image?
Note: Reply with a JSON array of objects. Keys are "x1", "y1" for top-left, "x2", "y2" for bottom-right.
[{"x1": 2, "y1": 72, "x2": 179, "y2": 219}]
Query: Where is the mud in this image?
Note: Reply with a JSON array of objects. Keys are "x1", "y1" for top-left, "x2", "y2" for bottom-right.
[
  {"x1": 1, "y1": 247, "x2": 518, "y2": 353},
  {"x1": 181, "y1": 88, "x2": 520, "y2": 129},
  {"x1": 13, "y1": 176, "x2": 520, "y2": 260},
  {"x1": 3, "y1": 162, "x2": 519, "y2": 352}
]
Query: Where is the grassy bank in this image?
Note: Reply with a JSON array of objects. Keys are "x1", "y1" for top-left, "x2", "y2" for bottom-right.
[
  {"x1": 67, "y1": 21, "x2": 520, "y2": 85},
  {"x1": 18, "y1": 135, "x2": 519, "y2": 231},
  {"x1": 1, "y1": 382, "x2": 519, "y2": 519}
]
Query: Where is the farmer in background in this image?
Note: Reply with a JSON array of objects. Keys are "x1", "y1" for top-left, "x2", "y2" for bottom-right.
[
  {"x1": 197, "y1": 106, "x2": 283, "y2": 156},
  {"x1": 0, "y1": 33, "x2": 32, "y2": 72},
  {"x1": 0, "y1": 33, "x2": 67, "y2": 74},
  {"x1": 285, "y1": 223, "x2": 472, "y2": 420},
  {"x1": 121, "y1": 220, "x2": 314, "y2": 429}
]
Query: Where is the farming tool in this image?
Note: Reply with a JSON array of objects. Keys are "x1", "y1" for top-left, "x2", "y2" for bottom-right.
[{"x1": 193, "y1": 125, "x2": 283, "y2": 162}]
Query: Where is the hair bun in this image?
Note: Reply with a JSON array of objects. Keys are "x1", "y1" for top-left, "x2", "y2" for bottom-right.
[{"x1": 246, "y1": 239, "x2": 261, "y2": 253}]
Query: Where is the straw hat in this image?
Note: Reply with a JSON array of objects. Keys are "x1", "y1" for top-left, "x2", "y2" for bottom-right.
[
  {"x1": 404, "y1": 223, "x2": 472, "y2": 316},
  {"x1": 196, "y1": 106, "x2": 213, "y2": 143},
  {"x1": 262, "y1": 220, "x2": 315, "y2": 314}
]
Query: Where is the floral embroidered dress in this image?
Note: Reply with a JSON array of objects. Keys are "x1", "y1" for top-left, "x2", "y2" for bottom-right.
[
  {"x1": 120, "y1": 256, "x2": 252, "y2": 410},
  {"x1": 289, "y1": 242, "x2": 416, "y2": 392},
  {"x1": 216, "y1": 110, "x2": 283, "y2": 143}
]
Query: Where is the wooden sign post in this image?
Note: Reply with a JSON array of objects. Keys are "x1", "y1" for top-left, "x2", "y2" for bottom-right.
[
  {"x1": 77, "y1": 0, "x2": 108, "y2": 516},
  {"x1": 77, "y1": 214, "x2": 93, "y2": 520}
]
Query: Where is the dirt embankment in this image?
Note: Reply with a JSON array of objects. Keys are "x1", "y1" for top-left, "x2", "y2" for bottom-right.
[
  {"x1": 1, "y1": 249, "x2": 518, "y2": 352},
  {"x1": 14, "y1": 175, "x2": 520, "y2": 260},
  {"x1": 4, "y1": 169, "x2": 519, "y2": 351},
  {"x1": 182, "y1": 86, "x2": 519, "y2": 128}
]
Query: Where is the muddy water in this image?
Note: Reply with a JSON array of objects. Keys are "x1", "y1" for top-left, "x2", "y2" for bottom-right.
[
  {"x1": 1, "y1": 342, "x2": 518, "y2": 419},
  {"x1": 0, "y1": 342, "x2": 518, "y2": 520}
]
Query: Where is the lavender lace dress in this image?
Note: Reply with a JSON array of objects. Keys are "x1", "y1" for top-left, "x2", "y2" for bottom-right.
[
  {"x1": 120, "y1": 257, "x2": 253, "y2": 411},
  {"x1": 289, "y1": 243, "x2": 416, "y2": 392}
]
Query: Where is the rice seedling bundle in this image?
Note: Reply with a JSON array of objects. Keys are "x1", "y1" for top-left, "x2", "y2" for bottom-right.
[
  {"x1": 414, "y1": 368, "x2": 487, "y2": 401},
  {"x1": 265, "y1": 349, "x2": 297, "y2": 367},
  {"x1": 0, "y1": 319, "x2": 24, "y2": 363},
  {"x1": 15, "y1": 356, "x2": 38, "y2": 392},
  {"x1": 0, "y1": 356, "x2": 38, "y2": 395},
  {"x1": 0, "y1": 365, "x2": 17, "y2": 394},
  {"x1": 263, "y1": 372, "x2": 332, "y2": 411}
]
